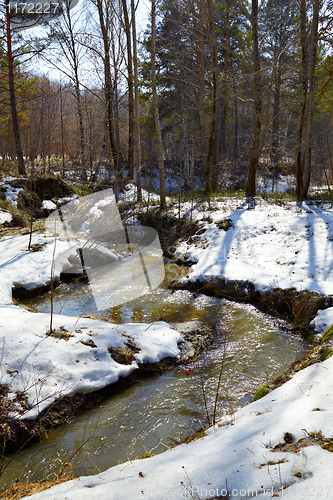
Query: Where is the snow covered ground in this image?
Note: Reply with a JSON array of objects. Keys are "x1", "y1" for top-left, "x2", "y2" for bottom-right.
[
  {"x1": 1, "y1": 193, "x2": 333, "y2": 499},
  {"x1": 257, "y1": 175, "x2": 295, "y2": 194},
  {"x1": 25, "y1": 355, "x2": 333, "y2": 499},
  {"x1": 0, "y1": 210, "x2": 12, "y2": 225},
  {"x1": 119, "y1": 183, "x2": 167, "y2": 203},
  {"x1": 0, "y1": 232, "x2": 182, "y2": 420},
  {"x1": 176, "y1": 198, "x2": 333, "y2": 296}
]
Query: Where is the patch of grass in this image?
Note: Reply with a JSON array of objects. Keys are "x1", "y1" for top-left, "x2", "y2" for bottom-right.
[
  {"x1": 321, "y1": 324, "x2": 333, "y2": 342},
  {"x1": 75, "y1": 184, "x2": 95, "y2": 196},
  {"x1": 259, "y1": 459, "x2": 286, "y2": 468},
  {"x1": 108, "y1": 345, "x2": 136, "y2": 365},
  {"x1": 322, "y1": 438, "x2": 333, "y2": 451},
  {"x1": 252, "y1": 384, "x2": 269, "y2": 402},
  {"x1": 138, "y1": 209, "x2": 201, "y2": 252},
  {"x1": 138, "y1": 451, "x2": 155, "y2": 459},
  {"x1": 46, "y1": 327, "x2": 73, "y2": 341},
  {"x1": 216, "y1": 218, "x2": 233, "y2": 231},
  {"x1": 0, "y1": 475, "x2": 73, "y2": 499},
  {"x1": 80, "y1": 339, "x2": 97, "y2": 348},
  {"x1": 307, "y1": 190, "x2": 333, "y2": 202},
  {"x1": 320, "y1": 349, "x2": 333, "y2": 361},
  {"x1": 261, "y1": 191, "x2": 296, "y2": 204},
  {"x1": 183, "y1": 427, "x2": 207, "y2": 444},
  {"x1": 0, "y1": 200, "x2": 28, "y2": 228},
  {"x1": 273, "y1": 430, "x2": 333, "y2": 453}
]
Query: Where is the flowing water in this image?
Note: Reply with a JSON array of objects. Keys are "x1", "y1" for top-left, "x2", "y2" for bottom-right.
[{"x1": 0, "y1": 265, "x2": 312, "y2": 490}]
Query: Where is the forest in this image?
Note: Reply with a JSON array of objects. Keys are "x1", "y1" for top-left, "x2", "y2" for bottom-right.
[
  {"x1": 1, "y1": 0, "x2": 333, "y2": 205},
  {"x1": 2, "y1": 2, "x2": 333, "y2": 499}
]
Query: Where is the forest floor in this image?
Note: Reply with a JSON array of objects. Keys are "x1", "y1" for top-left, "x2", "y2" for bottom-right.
[{"x1": 1, "y1": 184, "x2": 333, "y2": 499}]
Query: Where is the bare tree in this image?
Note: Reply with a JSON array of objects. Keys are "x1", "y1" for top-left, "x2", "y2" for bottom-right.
[
  {"x1": 94, "y1": 0, "x2": 123, "y2": 194},
  {"x1": 246, "y1": 0, "x2": 262, "y2": 206},
  {"x1": 302, "y1": 0, "x2": 320, "y2": 200},
  {"x1": 151, "y1": 0, "x2": 166, "y2": 208},
  {"x1": 121, "y1": 0, "x2": 134, "y2": 179},
  {"x1": 295, "y1": 0, "x2": 321, "y2": 203},
  {"x1": 49, "y1": 0, "x2": 87, "y2": 179},
  {"x1": 4, "y1": 0, "x2": 26, "y2": 175},
  {"x1": 131, "y1": 0, "x2": 142, "y2": 201},
  {"x1": 205, "y1": 0, "x2": 220, "y2": 193}
]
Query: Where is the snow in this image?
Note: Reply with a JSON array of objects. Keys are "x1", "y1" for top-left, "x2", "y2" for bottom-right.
[
  {"x1": 0, "y1": 232, "x2": 182, "y2": 420},
  {"x1": 2, "y1": 194, "x2": 333, "y2": 499},
  {"x1": 24, "y1": 356, "x2": 333, "y2": 499},
  {"x1": 3, "y1": 184, "x2": 22, "y2": 206},
  {"x1": 257, "y1": 175, "x2": 295, "y2": 194},
  {"x1": 311, "y1": 307, "x2": 333, "y2": 334},
  {"x1": 0, "y1": 210, "x2": 12, "y2": 225},
  {"x1": 176, "y1": 198, "x2": 333, "y2": 296},
  {"x1": 119, "y1": 183, "x2": 168, "y2": 203},
  {"x1": 42, "y1": 200, "x2": 57, "y2": 210}
]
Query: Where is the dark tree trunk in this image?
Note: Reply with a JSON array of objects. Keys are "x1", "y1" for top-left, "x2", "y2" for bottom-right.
[
  {"x1": 64, "y1": 1, "x2": 86, "y2": 179},
  {"x1": 96, "y1": 0, "x2": 121, "y2": 185},
  {"x1": 246, "y1": 0, "x2": 262, "y2": 204},
  {"x1": 131, "y1": 0, "x2": 142, "y2": 201},
  {"x1": 302, "y1": 0, "x2": 320, "y2": 200},
  {"x1": 271, "y1": 61, "x2": 282, "y2": 191},
  {"x1": 206, "y1": 0, "x2": 220, "y2": 193},
  {"x1": 5, "y1": 0, "x2": 25, "y2": 176},
  {"x1": 121, "y1": 0, "x2": 134, "y2": 179},
  {"x1": 151, "y1": 0, "x2": 166, "y2": 208},
  {"x1": 295, "y1": 0, "x2": 308, "y2": 203},
  {"x1": 233, "y1": 73, "x2": 239, "y2": 161}
]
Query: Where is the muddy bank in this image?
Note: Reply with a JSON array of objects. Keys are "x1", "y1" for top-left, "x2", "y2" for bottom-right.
[
  {"x1": 172, "y1": 277, "x2": 333, "y2": 330},
  {"x1": 0, "y1": 322, "x2": 217, "y2": 455}
]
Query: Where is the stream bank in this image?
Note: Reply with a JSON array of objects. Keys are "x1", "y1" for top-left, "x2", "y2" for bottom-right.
[
  {"x1": 172, "y1": 277, "x2": 333, "y2": 329},
  {"x1": 1, "y1": 320, "x2": 216, "y2": 456},
  {"x1": 136, "y1": 206, "x2": 333, "y2": 330},
  {"x1": 2, "y1": 198, "x2": 333, "y2": 498},
  {"x1": 0, "y1": 298, "x2": 311, "y2": 491}
]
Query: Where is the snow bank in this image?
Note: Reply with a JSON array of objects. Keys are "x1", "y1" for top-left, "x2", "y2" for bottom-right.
[
  {"x1": 176, "y1": 199, "x2": 333, "y2": 296},
  {"x1": 0, "y1": 232, "x2": 182, "y2": 420},
  {"x1": 3, "y1": 195, "x2": 333, "y2": 500},
  {"x1": 24, "y1": 355, "x2": 333, "y2": 499},
  {"x1": 3, "y1": 184, "x2": 22, "y2": 206},
  {"x1": 119, "y1": 183, "x2": 168, "y2": 203},
  {"x1": 0, "y1": 210, "x2": 12, "y2": 225},
  {"x1": 1, "y1": 305, "x2": 181, "y2": 420}
]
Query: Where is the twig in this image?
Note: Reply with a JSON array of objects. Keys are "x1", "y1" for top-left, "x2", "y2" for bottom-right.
[{"x1": 199, "y1": 367, "x2": 211, "y2": 427}]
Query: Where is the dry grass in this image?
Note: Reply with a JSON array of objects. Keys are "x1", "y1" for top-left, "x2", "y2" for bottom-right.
[{"x1": 0, "y1": 474, "x2": 73, "y2": 499}]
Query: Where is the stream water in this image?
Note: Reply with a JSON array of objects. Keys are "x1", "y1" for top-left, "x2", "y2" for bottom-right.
[{"x1": 0, "y1": 265, "x2": 312, "y2": 490}]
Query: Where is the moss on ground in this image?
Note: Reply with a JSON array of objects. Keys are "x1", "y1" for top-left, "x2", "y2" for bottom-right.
[{"x1": 252, "y1": 384, "x2": 269, "y2": 402}]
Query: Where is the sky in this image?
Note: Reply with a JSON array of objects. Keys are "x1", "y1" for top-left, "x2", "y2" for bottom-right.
[{"x1": 22, "y1": 0, "x2": 150, "y2": 85}]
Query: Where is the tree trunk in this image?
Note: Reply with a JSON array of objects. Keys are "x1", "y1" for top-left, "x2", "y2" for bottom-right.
[
  {"x1": 5, "y1": 0, "x2": 25, "y2": 176},
  {"x1": 246, "y1": 0, "x2": 262, "y2": 204},
  {"x1": 198, "y1": 0, "x2": 207, "y2": 181},
  {"x1": 219, "y1": 0, "x2": 230, "y2": 161},
  {"x1": 271, "y1": 60, "x2": 282, "y2": 191},
  {"x1": 302, "y1": 0, "x2": 320, "y2": 200},
  {"x1": 151, "y1": 0, "x2": 166, "y2": 208},
  {"x1": 205, "y1": 0, "x2": 220, "y2": 193},
  {"x1": 233, "y1": 72, "x2": 239, "y2": 160},
  {"x1": 131, "y1": 0, "x2": 142, "y2": 201},
  {"x1": 121, "y1": 0, "x2": 134, "y2": 179},
  {"x1": 96, "y1": 0, "x2": 121, "y2": 184},
  {"x1": 295, "y1": 0, "x2": 308, "y2": 203},
  {"x1": 64, "y1": 1, "x2": 86, "y2": 179}
]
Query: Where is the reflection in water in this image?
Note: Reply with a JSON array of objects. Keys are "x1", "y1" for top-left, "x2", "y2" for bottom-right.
[{"x1": 2, "y1": 267, "x2": 312, "y2": 491}]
